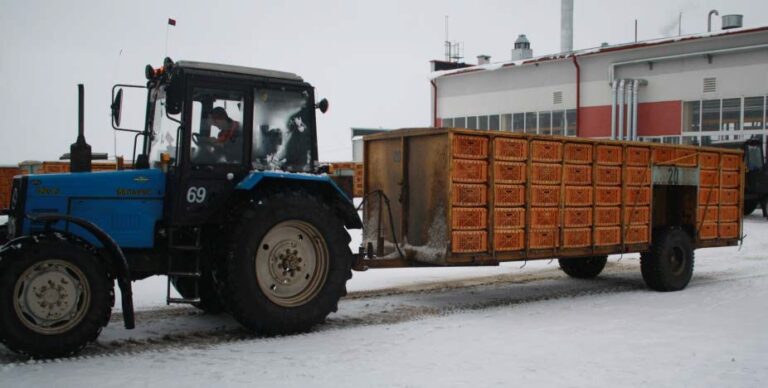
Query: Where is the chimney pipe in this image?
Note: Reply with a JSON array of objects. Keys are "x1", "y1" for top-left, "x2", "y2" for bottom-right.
[
  {"x1": 477, "y1": 55, "x2": 491, "y2": 65},
  {"x1": 561, "y1": 0, "x2": 573, "y2": 52},
  {"x1": 708, "y1": 10, "x2": 719, "y2": 32}
]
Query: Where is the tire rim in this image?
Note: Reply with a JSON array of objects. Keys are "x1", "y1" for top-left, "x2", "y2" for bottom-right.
[
  {"x1": 255, "y1": 220, "x2": 329, "y2": 307},
  {"x1": 668, "y1": 247, "x2": 687, "y2": 276},
  {"x1": 13, "y1": 259, "x2": 91, "y2": 335}
]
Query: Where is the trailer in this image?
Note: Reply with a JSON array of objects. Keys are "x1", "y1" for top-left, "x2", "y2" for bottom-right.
[{"x1": 356, "y1": 128, "x2": 744, "y2": 290}]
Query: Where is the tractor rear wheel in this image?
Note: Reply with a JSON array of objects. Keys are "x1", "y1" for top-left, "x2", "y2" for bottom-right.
[
  {"x1": 558, "y1": 256, "x2": 608, "y2": 279},
  {"x1": 641, "y1": 228, "x2": 695, "y2": 291},
  {"x1": 0, "y1": 237, "x2": 113, "y2": 358},
  {"x1": 219, "y1": 190, "x2": 353, "y2": 335}
]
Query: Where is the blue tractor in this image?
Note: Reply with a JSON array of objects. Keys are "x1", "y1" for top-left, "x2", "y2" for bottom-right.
[{"x1": 0, "y1": 58, "x2": 362, "y2": 358}]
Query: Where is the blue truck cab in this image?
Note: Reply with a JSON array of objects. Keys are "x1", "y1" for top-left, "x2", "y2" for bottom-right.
[{"x1": 0, "y1": 58, "x2": 361, "y2": 358}]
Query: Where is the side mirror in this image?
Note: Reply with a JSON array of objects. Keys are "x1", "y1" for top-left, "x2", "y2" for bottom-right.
[
  {"x1": 316, "y1": 98, "x2": 329, "y2": 114},
  {"x1": 111, "y1": 89, "x2": 123, "y2": 127}
]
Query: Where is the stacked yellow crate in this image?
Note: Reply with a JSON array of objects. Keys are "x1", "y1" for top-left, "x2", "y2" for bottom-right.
[
  {"x1": 450, "y1": 134, "x2": 490, "y2": 253},
  {"x1": 719, "y1": 154, "x2": 742, "y2": 238},
  {"x1": 698, "y1": 151, "x2": 720, "y2": 238},
  {"x1": 562, "y1": 143, "x2": 593, "y2": 247},
  {"x1": 623, "y1": 146, "x2": 653, "y2": 244},
  {"x1": 493, "y1": 137, "x2": 528, "y2": 252},
  {"x1": 594, "y1": 145, "x2": 623, "y2": 245},
  {"x1": 529, "y1": 140, "x2": 562, "y2": 249}
]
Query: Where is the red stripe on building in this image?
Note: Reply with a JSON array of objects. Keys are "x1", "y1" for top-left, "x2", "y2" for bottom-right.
[
  {"x1": 578, "y1": 106, "x2": 612, "y2": 137},
  {"x1": 636, "y1": 100, "x2": 682, "y2": 137}
]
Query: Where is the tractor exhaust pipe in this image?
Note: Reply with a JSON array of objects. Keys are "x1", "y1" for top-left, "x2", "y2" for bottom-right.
[{"x1": 70, "y1": 84, "x2": 92, "y2": 173}]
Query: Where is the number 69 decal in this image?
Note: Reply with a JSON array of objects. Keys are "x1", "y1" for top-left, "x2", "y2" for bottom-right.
[{"x1": 186, "y1": 186, "x2": 207, "y2": 203}]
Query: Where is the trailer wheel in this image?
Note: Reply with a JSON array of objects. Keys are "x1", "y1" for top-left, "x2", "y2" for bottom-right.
[
  {"x1": 0, "y1": 238, "x2": 113, "y2": 358},
  {"x1": 171, "y1": 271, "x2": 224, "y2": 314},
  {"x1": 558, "y1": 256, "x2": 607, "y2": 279},
  {"x1": 220, "y1": 190, "x2": 353, "y2": 335},
  {"x1": 743, "y1": 200, "x2": 758, "y2": 215},
  {"x1": 641, "y1": 228, "x2": 695, "y2": 291}
]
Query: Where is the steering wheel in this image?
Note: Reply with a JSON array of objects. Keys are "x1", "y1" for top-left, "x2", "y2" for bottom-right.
[{"x1": 192, "y1": 133, "x2": 217, "y2": 146}]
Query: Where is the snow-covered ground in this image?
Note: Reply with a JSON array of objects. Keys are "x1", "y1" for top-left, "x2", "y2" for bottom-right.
[{"x1": 2, "y1": 215, "x2": 768, "y2": 387}]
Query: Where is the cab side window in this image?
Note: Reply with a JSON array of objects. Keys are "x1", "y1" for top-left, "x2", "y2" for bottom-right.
[{"x1": 190, "y1": 88, "x2": 244, "y2": 165}]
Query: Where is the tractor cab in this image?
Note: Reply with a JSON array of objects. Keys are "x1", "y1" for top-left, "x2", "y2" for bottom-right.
[
  {"x1": 113, "y1": 58, "x2": 329, "y2": 225},
  {"x1": 711, "y1": 136, "x2": 768, "y2": 214}
]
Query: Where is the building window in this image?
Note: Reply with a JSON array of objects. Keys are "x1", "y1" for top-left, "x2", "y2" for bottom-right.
[
  {"x1": 702, "y1": 99, "x2": 720, "y2": 132},
  {"x1": 467, "y1": 116, "x2": 477, "y2": 129},
  {"x1": 683, "y1": 101, "x2": 700, "y2": 132},
  {"x1": 443, "y1": 118, "x2": 454, "y2": 127},
  {"x1": 478, "y1": 116, "x2": 488, "y2": 130},
  {"x1": 525, "y1": 112, "x2": 537, "y2": 134},
  {"x1": 552, "y1": 110, "x2": 565, "y2": 136},
  {"x1": 744, "y1": 96, "x2": 765, "y2": 130},
  {"x1": 513, "y1": 113, "x2": 524, "y2": 132},
  {"x1": 538, "y1": 112, "x2": 551, "y2": 135},
  {"x1": 454, "y1": 117, "x2": 466, "y2": 128},
  {"x1": 721, "y1": 98, "x2": 740, "y2": 131},
  {"x1": 501, "y1": 114, "x2": 512, "y2": 131},
  {"x1": 565, "y1": 109, "x2": 576, "y2": 136},
  {"x1": 489, "y1": 115, "x2": 500, "y2": 131}
]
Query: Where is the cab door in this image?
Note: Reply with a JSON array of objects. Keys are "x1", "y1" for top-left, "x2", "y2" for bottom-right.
[{"x1": 168, "y1": 83, "x2": 252, "y2": 225}]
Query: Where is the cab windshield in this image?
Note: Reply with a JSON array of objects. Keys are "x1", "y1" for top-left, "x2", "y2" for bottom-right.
[{"x1": 147, "y1": 85, "x2": 179, "y2": 165}]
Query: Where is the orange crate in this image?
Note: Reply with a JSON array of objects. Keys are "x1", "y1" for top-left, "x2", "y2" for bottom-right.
[
  {"x1": 720, "y1": 189, "x2": 739, "y2": 205},
  {"x1": 0, "y1": 194, "x2": 7, "y2": 207},
  {"x1": 564, "y1": 143, "x2": 593, "y2": 164},
  {"x1": 494, "y1": 138, "x2": 528, "y2": 161},
  {"x1": 531, "y1": 141, "x2": 563, "y2": 162},
  {"x1": 494, "y1": 162, "x2": 526, "y2": 184},
  {"x1": 596, "y1": 145, "x2": 622, "y2": 165},
  {"x1": 721, "y1": 154, "x2": 741, "y2": 171},
  {"x1": 653, "y1": 147, "x2": 675, "y2": 165},
  {"x1": 697, "y1": 206, "x2": 718, "y2": 223},
  {"x1": 531, "y1": 185, "x2": 560, "y2": 206},
  {"x1": 564, "y1": 165, "x2": 592, "y2": 185},
  {"x1": 451, "y1": 231, "x2": 488, "y2": 253},
  {"x1": 452, "y1": 159, "x2": 488, "y2": 183},
  {"x1": 595, "y1": 207, "x2": 621, "y2": 226},
  {"x1": 626, "y1": 167, "x2": 651, "y2": 186},
  {"x1": 565, "y1": 186, "x2": 593, "y2": 206},
  {"x1": 529, "y1": 228, "x2": 559, "y2": 249},
  {"x1": 532, "y1": 163, "x2": 562, "y2": 184},
  {"x1": 625, "y1": 187, "x2": 650, "y2": 205},
  {"x1": 719, "y1": 223, "x2": 739, "y2": 239},
  {"x1": 531, "y1": 207, "x2": 560, "y2": 228},
  {"x1": 595, "y1": 227, "x2": 620, "y2": 246},
  {"x1": 719, "y1": 206, "x2": 739, "y2": 222},
  {"x1": 452, "y1": 207, "x2": 488, "y2": 230},
  {"x1": 699, "y1": 152, "x2": 719, "y2": 169},
  {"x1": 596, "y1": 166, "x2": 621, "y2": 186},
  {"x1": 720, "y1": 171, "x2": 740, "y2": 188},
  {"x1": 495, "y1": 185, "x2": 525, "y2": 206},
  {"x1": 494, "y1": 208, "x2": 525, "y2": 229},
  {"x1": 675, "y1": 148, "x2": 697, "y2": 167},
  {"x1": 625, "y1": 206, "x2": 650, "y2": 224},
  {"x1": 626, "y1": 147, "x2": 651, "y2": 166},
  {"x1": 452, "y1": 184, "x2": 487, "y2": 206},
  {"x1": 699, "y1": 222, "x2": 718, "y2": 239},
  {"x1": 699, "y1": 188, "x2": 719, "y2": 205},
  {"x1": 699, "y1": 170, "x2": 719, "y2": 187},
  {"x1": 595, "y1": 187, "x2": 621, "y2": 206},
  {"x1": 564, "y1": 207, "x2": 592, "y2": 227},
  {"x1": 494, "y1": 229, "x2": 524, "y2": 251},
  {"x1": 563, "y1": 228, "x2": 591, "y2": 248},
  {"x1": 453, "y1": 135, "x2": 488, "y2": 160},
  {"x1": 625, "y1": 225, "x2": 649, "y2": 244}
]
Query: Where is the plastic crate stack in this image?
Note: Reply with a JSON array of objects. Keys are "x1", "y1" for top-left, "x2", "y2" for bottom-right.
[
  {"x1": 562, "y1": 143, "x2": 593, "y2": 248},
  {"x1": 493, "y1": 137, "x2": 528, "y2": 251},
  {"x1": 450, "y1": 134, "x2": 490, "y2": 253},
  {"x1": 697, "y1": 151, "x2": 741, "y2": 239}
]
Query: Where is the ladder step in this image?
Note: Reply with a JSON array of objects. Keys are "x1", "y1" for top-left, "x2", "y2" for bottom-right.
[
  {"x1": 168, "y1": 271, "x2": 202, "y2": 278},
  {"x1": 167, "y1": 297, "x2": 201, "y2": 304}
]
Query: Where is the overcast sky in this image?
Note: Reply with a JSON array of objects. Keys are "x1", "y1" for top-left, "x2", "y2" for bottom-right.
[{"x1": 1, "y1": 0, "x2": 767, "y2": 164}]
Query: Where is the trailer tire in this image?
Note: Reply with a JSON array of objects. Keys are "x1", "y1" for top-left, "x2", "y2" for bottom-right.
[
  {"x1": 0, "y1": 238, "x2": 113, "y2": 358},
  {"x1": 743, "y1": 200, "x2": 758, "y2": 215},
  {"x1": 220, "y1": 190, "x2": 353, "y2": 335},
  {"x1": 558, "y1": 256, "x2": 607, "y2": 279},
  {"x1": 171, "y1": 271, "x2": 224, "y2": 314},
  {"x1": 641, "y1": 228, "x2": 694, "y2": 291}
]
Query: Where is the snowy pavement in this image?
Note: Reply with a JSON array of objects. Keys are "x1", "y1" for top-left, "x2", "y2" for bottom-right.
[{"x1": 1, "y1": 215, "x2": 768, "y2": 387}]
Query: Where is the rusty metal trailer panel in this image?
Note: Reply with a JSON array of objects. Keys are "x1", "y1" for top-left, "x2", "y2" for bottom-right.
[{"x1": 361, "y1": 128, "x2": 744, "y2": 267}]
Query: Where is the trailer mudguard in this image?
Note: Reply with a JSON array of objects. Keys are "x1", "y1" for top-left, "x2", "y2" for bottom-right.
[
  {"x1": 22, "y1": 213, "x2": 135, "y2": 329},
  {"x1": 236, "y1": 171, "x2": 362, "y2": 229}
]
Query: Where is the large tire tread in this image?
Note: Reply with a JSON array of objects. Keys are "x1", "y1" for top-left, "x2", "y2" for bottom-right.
[{"x1": 640, "y1": 228, "x2": 695, "y2": 291}]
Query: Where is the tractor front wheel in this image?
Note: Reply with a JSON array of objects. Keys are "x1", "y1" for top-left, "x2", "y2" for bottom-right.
[{"x1": 219, "y1": 190, "x2": 353, "y2": 335}]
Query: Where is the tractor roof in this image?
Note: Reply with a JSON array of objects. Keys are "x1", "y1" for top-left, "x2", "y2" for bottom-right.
[{"x1": 175, "y1": 60, "x2": 303, "y2": 82}]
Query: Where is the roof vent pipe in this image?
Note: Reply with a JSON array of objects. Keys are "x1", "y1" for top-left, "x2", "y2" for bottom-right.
[
  {"x1": 722, "y1": 14, "x2": 743, "y2": 30},
  {"x1": 610, "y1": 81, "x2": 618, "y2": 139},
  {"x1": 626, "y1": 81, "x2": 634, "y2": 141},
  {"x1": 708, "y1": 10, "x2": 719, "y2": 32},
  {"x1": 477, "y1": 55, "x2": 491, "y2": 65},
  {"x1": 561, "y1": 0, "x2": 574, "y2": 53},
  {"x1": 617, "y1": 79, "x2": 626, "y2": 141},
  {"x1": 631, "y1": 80, "x2": 640, "y2": 141}
]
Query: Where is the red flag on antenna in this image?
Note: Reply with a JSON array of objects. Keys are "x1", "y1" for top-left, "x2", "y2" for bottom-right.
[{"x1": 168, "y1": 18, "x2": 176, "y2": 26}]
